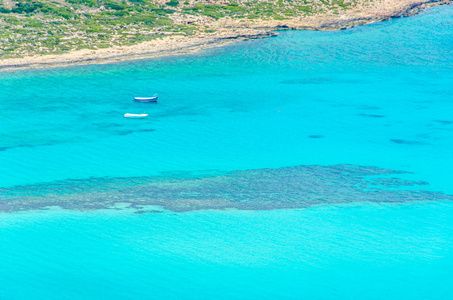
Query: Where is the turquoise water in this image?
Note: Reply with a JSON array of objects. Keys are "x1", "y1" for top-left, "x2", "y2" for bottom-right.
[
  {"x1": 1, "y1": 204, "x2": 452, "y2": 299},
  {"x1": 1, "y1": 5, "x2": 453, "y2": 299}
]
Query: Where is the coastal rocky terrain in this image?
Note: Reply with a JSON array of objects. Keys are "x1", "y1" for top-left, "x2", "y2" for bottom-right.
[{"x1": 0, "y1": 0, "x2": 451, "y2": 69}]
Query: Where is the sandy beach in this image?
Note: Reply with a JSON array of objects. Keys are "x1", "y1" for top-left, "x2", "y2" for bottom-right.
[{"x1": 0, "y1": 0, "x2": 450, "y2": 71}]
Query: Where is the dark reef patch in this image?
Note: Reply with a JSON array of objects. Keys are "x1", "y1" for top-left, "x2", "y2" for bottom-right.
[
  {"x1": 357, "y1": 113, "x2": 386, "y2": 118},
  {"x1": 0, "y1": 165, "x2": 451, "y2": 213},
  {"x1": 390, "y1": 139, "x2": 429, "y2": 145},
  {"x1": 116, "y1": 129, "x2": 156, "y2": 136},
  {"x1": 364, "y1": 177, "x2": 429, "y2": 188},
  {"x1": 434, "y1": 120, "x2": 453, "y2": 125},
  {"x1": 309, "y1": 135, "x2": 324, "y2": 139},
  {"x1": 0, "y1": 143, "x2": 53, "y2": 152}
]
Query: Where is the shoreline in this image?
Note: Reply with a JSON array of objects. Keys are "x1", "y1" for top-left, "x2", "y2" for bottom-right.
[
  {"x1": 0, "y1": 30, "x2": 277, "y2": 72},
  {"x1": 0, "y1": 0, "x2": 450, "y2": 72}
]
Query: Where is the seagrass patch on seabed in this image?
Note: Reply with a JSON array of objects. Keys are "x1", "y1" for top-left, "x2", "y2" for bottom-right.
[{"x1": 0, "y1": 165, "x2": 451, "y2": 213}]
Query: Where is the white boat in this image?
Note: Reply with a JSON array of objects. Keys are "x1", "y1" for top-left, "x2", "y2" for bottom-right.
[
  {"x1": 134, "y1": 96, "x2": 158, "y2": 102},
  {"x1": 124, "y1": 113, "x2": 148, "y2": 118}
]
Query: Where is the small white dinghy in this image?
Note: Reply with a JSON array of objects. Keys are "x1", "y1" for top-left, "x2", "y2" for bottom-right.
[
  {"x1": 124, "y1": 113, "x2": 148, "y2": 118},
  {"x1": 134, "y1": 96, "x2": 158, "y2": 102}
]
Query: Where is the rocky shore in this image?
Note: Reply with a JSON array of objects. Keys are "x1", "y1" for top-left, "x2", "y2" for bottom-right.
[{"x1": 0, "y1": 0, "x2": 450, "y2": 71}]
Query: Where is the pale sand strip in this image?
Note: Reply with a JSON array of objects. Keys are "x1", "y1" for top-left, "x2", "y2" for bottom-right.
[
  {"x1": 0, "y1": 29, "x2": 276, "y2": 71},
  {"x1": 0, "y1": 0, "x2": 450, "y2": 71}
]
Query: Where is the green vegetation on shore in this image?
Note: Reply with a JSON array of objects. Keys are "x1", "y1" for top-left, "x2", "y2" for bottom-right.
[{"x1": 0, "y1": 0, "x2": 360, "y2": 58}]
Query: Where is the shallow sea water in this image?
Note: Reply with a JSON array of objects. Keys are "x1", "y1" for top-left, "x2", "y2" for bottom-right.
[{"x1": 0, "y1": 5, "x2": 453, "y2": 299}]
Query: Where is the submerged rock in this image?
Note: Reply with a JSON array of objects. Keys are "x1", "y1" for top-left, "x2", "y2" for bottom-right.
[{"x1": 1, "y1": 164, "x2": 451, "y2": 213}]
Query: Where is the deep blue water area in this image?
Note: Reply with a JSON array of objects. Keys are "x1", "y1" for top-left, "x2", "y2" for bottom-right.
[{"x1": 0, "y1": 5, "x2": 453, "y2": 299}]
